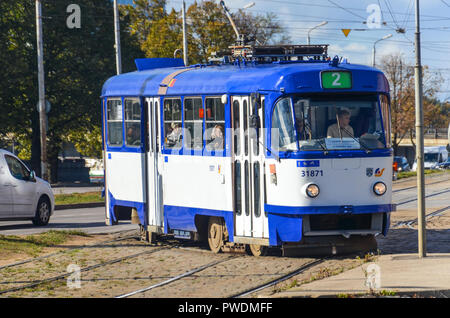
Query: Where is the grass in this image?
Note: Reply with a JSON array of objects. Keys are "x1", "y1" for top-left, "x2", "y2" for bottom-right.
[
  {"x1": 0, "y1": 230, "x2": 90, "y2": 258},
  {"x1": 397, "y1": 169, "x2": 449, "y2": 180},
  {"x1": 54, "y1": 191, "x2": 103, "y2": 205}
]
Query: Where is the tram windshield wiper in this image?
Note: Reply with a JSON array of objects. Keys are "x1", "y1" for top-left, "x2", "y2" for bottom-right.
[
  {"x1": 340, "y1": 126, "x2": 372, "y2": 153},
  {"x1": 302, "y1": 120, "x2": 328, "y2": 153}
]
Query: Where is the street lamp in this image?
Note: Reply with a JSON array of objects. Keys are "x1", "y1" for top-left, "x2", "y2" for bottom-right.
[
  {"x1": 307, "y1": 21, "x2": 327, "y2": 45},
  {"x1": 372, "y1": 34, "x2": 392, "y2": 67}
]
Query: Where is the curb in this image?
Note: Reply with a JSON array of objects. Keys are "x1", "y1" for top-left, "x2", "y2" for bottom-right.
[
  {"x1": 270, "y1": 288, "x2": 450, "y2": 298},
  {"x1": 55, "y1": 202, "x2": 105, "y2": 210}
]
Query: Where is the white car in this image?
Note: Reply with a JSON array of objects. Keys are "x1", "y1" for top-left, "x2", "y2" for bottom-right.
[{"x1": 0, "y1": 149, "x2": 54, "y2": 225}]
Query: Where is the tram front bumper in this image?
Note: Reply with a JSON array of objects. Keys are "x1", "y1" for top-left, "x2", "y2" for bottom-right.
[{"x1": 265, "y1": 204, "x2": 395, "y2": 246}]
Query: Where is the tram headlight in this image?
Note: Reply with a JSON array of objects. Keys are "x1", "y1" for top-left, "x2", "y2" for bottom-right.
[
  {"x1": 305, "y1": 184, "x2": 320, "y2": 198},
  {"x1": 373, "y1": 182, "x2": 387, "y2": 196}
]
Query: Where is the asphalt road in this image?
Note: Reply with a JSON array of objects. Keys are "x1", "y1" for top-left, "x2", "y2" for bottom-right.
[
  {"x1": 0, "y1": 206, "x2": 135, "y2": 236},
  {"x1": 0, "y1": 173, "x2": 448, "y2": 236}
]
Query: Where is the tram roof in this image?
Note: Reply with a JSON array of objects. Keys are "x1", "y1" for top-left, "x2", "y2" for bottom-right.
[{"x1": 101, "y1": 59, "x2": 390, "y2": 98}]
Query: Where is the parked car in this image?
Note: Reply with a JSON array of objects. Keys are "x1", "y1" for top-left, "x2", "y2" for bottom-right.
[
  {"x1": 438, "y1": 157, "x2": 450, "y2": 169},
  {"x1": 0, "y1": 149, "x2": 54, "y2": 225},
  {"x1": 394, "y1": 156, "x2": 411, "y2": 172}
]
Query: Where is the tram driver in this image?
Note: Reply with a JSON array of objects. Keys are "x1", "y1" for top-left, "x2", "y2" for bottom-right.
[{"x1": 327, "y1": 109, "x2": 354, "y2": 138}]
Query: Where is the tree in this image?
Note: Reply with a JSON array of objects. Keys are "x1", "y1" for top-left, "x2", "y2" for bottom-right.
[
  {"x1": 187, "y1": 1, "x2": 290, "y2": 63},
  {"x1": 380, "y1": 53, "x2": 444, "y2": 153},
  {"x1": 233, "y1": 10, "x2": 290, "y2": 45},
  {"x1": 0, "y1": 0, "x2": 143, "y2": 182},
  {"x1": 141, "y1": 9, "x2": 183, "y2": 59},
  {"x1": 121, "y1": 0, "x2": 166, "y2": 45},
  {"x1": 122, "y1": 0, "x2": 290, "y2": 64}
]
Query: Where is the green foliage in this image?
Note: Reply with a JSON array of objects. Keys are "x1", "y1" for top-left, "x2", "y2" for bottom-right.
[
  {"x1": 1, "y1": 0, "x2": 286, "y2": 181},
  {"x1": 0, "y1": 230, "x2": 89, "y2": 257},
  {"x1": 0, "y1": 0, "x2": 143, "y2": 181},
  {"x1": 123, "y1": 0, "x2": 289, "y2": 64},
  {"x1": 141, "y1": 9, "x2": 183, "y2": 59},
  {"x1": 54, "y1": 191, "x2": 103, "y2": 205},
  {"x1": 65, "y1": 125, "x2": 103, "y2": 158}
]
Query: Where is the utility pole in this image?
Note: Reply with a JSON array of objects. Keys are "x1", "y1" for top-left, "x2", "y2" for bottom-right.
[
  {"x1": 113, "y1": 0, "x2": 122, "y2": 74},
  {"x1": 414, "y1": 0, "x2": 426, "y2": 258},
  {"x1": 182, "y1": 0, "x2": 188, "y2": 66},
  {"x1": 36, "y1": 0, "x2": 48, "y2": 181}
]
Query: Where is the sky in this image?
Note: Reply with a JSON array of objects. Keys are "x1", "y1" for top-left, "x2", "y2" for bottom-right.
[{"x1": 119, "y1": 0, "x2": 450, "y2": 102}]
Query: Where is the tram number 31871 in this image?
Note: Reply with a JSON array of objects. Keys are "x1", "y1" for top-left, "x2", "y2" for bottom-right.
[{"x1": 300, "y1": 170, "x2": 324, "y2": 177}]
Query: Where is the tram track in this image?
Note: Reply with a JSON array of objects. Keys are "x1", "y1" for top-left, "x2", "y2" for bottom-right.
[
  {"x1": 0, "y1": 246, "x2": 170, "y2": 296},
  {"x1": 0, "y1": 230, "x2": 335, "y2": 298},
  {"x1": 230, "y1": 258, "x2": 326, "y2": 298},
  {"x1": 0, "y1": 238, "x2": 230, "y2": 297},
  {"x1": 395, "y1": 187, "x2": 450, "y2": 206},
  {"x1": 113, "y1": 251, "x2": 331, "y2": 299},
  {"x1": 0, "y1": 229, "x2": 140, "y2": 271},
  {"x1": 392, "y1": 177, "x2": 449, "y2": 194},
  {"x1": 115, "y1": 255, "x2": 239, "y2": 298},
  {"x1": 392, "y1": 205, "x2": 450, "y2": 229}
]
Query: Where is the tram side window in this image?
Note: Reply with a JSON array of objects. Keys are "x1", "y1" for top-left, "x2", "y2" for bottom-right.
[
  {"x1": 380, "y1": 95, "x2": 391, "y2": 148},
  {"x1": 271, "y1": 98, "x2": 296, "y2": 152},
  {"x1": 107, "y1": 99, "x2": 123, "y2": 147},
  {"x1": 124, "y1": 98, "x2": 141, "y2": 147},
  {"x1": 163, "y1": 98, "x2": 182, "y2": 149},
  {"x1": 205, "y1": 97, "x2": 225, "y2": 151},
  {"x1": 184, "y1": 97, "x2": 203, "y2": 149}
]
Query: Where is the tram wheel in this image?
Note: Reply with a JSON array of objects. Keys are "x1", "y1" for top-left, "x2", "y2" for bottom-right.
[
  {"x1": 246, "y1": 244, "x2": 268, "y2": 257},
  {"x1": 208, "y1": 217, "x2": 225, "y2": 253}
]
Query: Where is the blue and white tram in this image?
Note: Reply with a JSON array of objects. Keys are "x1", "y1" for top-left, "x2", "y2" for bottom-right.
[{"x1": 101, "y1": 45, "x2": 396, "y2": 256}]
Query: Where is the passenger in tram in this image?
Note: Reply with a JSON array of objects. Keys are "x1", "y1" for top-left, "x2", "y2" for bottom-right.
[
  {"x1": 167, "y1": 123, "x2": 182, "y2": 146},
  {"x1": 126, "y1": 126, "x2": 140, "y2": 146},
  {"x1": 207, "y1": 124, "x2": 224, "y2": 150},
  {"x1": 327, "y1": 109, "x2": 354, "y2": 138}
]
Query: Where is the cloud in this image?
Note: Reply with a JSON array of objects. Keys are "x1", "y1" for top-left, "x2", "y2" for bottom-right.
[{"x1": 328, "y1": 43, "x2": 370, "y2": 64}]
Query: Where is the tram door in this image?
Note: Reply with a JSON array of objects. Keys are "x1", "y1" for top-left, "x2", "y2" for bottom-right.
[
  {"x1": 146, "y1": 97, "x2": 164, "y2": 230},
  {"x1": 232, "y1": 96, "x2": 265, "y2": 238}
]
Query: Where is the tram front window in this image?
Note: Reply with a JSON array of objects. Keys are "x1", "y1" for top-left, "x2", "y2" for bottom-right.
[
  {"x1": 271, "y1": 95, "x2": 388, "y2": 153},
  {"x1": 292, "y1": 94, "x2": 386, "y2": 151}
]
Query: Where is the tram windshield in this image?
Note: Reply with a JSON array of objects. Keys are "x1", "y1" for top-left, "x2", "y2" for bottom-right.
[{"x1": 271, "y1": 94, "x2": 387, "y2": 152}]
